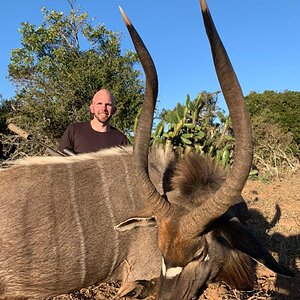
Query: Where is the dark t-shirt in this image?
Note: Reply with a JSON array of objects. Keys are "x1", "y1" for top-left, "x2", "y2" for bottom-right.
[{"x1": 58, "y1": 121, "x2": 130, "y2": 154}]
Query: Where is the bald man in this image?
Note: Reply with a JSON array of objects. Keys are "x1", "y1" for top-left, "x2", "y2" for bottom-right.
[{"x1": 58, "y1": 89, "x2": 129, "y2": 154}]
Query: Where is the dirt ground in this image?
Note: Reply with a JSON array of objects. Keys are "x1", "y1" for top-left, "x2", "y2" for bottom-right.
[{"x1": 52, "y1": 170, "x2": 300, "y2": 300}]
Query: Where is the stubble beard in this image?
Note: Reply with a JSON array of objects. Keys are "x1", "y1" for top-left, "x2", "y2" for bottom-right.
[{"x1": 94, "y1": 114, "x2": 112, "y2": 125}]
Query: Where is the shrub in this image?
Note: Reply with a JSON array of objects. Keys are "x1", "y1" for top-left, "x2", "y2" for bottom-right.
[
  {"x1": 252, "y1": 121, "x2": 299, "y2": 178},
  {"x1": 151, "y1": 92, "x2": 234, "y2": 166}
]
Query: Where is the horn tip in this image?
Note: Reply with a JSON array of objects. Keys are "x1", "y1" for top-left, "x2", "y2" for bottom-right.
[
  {"x1": 200, "y1": 0, "x2": 208, "y2": 12},
  {"x1": 119, "y1": 6, "x2": 131, "y2": 26}
]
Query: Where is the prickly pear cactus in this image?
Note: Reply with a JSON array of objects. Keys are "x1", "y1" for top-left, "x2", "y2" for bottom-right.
[{"x1": 151, "y1": 92, "x2": 235, "y2": 166}]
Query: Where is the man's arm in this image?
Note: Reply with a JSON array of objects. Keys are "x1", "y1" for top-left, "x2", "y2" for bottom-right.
[
  {"x1": 58, "y1": 125, "x2": 75, "y2": 153},
  {"x1": 121, "y1": 134, "x2": 131, "y2": 146}
]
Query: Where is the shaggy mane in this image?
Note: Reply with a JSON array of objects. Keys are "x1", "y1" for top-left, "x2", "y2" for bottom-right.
[
  {"x1": 171, "y1": 153, "x2": 227, "y2": 199},
  {"x1": 8, "y1": 146, "x2": 133, "y2": 167},
  {"x1": 216, "y1": 249, "x2": 256, "y2": 289}
]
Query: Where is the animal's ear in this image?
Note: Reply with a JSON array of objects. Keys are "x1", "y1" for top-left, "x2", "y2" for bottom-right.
[
  {"x1": 114, "y1": 217, "x2": 157, "y2": 232},
  {"x1": 220, "y1": 218, "x2": 294, "y2": 278}
]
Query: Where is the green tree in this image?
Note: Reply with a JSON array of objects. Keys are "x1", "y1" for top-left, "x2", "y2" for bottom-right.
[
  {"x1": 0, "y1": 99, "x2": 18, "y2": 162},
  {"x1": 6, "y1": 4, "x2": 144, "y2": 155},
  {"x1": 245, "y1": 90, "x2": 300, "y2": 156},
  {"x1": 0, "y1": 99, "x2": 10, "y2": 133}
]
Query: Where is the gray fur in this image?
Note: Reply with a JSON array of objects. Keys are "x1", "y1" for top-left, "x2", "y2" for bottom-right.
[{"x1": 0, "y1": 147, "x2": 163, "y2": 299}]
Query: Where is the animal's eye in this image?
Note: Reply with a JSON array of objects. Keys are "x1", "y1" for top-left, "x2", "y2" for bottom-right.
[
  {"x1": 193, "y1": 243, "x2": 208, "y2": 261},
  {"x1": 193, "y1": 248, "x2": 204, "y2": 261}
]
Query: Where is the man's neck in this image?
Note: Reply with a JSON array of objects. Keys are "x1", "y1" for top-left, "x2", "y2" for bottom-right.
[{"x1": 90, "y1": 119, "x2": 110, "y2": 133}]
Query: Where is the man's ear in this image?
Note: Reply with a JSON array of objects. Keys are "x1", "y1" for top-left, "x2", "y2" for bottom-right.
[
  {"x1": 89, "y1": 104, "x2": 94, "y2": 114},
  {"x1": 112, "y1": 106, "x2": 117, "y2": 115}
]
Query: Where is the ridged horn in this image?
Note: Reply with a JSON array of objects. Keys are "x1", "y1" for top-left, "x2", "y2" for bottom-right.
[
  {"x1": 181, "y1": 0, "x2": 253, "y2": 236},
  {"x1": 119, "y1": 7, "x2": 170, "y2": 215}
]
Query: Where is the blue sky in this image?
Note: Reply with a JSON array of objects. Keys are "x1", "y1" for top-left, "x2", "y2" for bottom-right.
[{"x1": 1, "y1": 0, "x2": 299, "y2": 113}]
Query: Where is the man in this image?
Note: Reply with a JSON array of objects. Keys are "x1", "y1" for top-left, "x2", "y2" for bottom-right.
[{"x1": 58, "y1": 89, "x2": 130, "y2": 154}]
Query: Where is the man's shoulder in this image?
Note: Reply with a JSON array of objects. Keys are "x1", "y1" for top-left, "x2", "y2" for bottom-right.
[
  {"x1": 66, "y1": 121, "x2": 90, "y2": 132},
  {"x1": 110, "y1": 126, "x2": 127, "y2": 136},
  {"x1": 69, "y1": 121, "x2": 90, "y2": 129},
  {"x1": 109, "y1": 126, "x2": 130, "y2": 145}
]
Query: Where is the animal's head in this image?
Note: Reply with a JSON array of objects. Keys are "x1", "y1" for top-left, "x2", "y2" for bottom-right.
[{"x1": 118, "y1": 1, "x2": 294, "y2": 299}]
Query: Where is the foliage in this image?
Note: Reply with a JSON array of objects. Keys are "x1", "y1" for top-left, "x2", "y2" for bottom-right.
[
  {"x1": 3, "y1": 4, "x2": 144, "y2": 158},
  {"x1": 151, "y1": 92, "x2": 235, "y2": 166},
  {"x1": 0, "y1": 100, "x2": 12, "y2": 162},
  {"x1": 0, "y1": 99, "x2": 10, "y2": 134},
  {"x1": 245, "y1": 90, "x2": 300, "y2": 157},
  {"x1": 251, "y1": 121, "x2": 299, "y2": 179}
]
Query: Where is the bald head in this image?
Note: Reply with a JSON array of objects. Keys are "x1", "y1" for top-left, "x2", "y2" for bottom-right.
[
  {"x1": 92, "y1": 89, "x2": 115, "y2": 105},
  {"x1": 90, "y1": 89, "x2": 117, "y2": 127}
]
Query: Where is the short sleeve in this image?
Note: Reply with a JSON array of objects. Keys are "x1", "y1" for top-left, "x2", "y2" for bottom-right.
[{"x1": 58, "y1": 125, "x2": 74, "y2": 153}]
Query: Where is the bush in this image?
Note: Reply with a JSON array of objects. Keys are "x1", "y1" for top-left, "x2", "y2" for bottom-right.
[
  {"x1": 246, "y1": 90, "x2": 300, "y2": 158},
  {"x1": 151, "y1": 92, "x2": 235, "y2": 166},
  {"x1": 252, "y1": 121, "x2": 299, "y2": 178}
]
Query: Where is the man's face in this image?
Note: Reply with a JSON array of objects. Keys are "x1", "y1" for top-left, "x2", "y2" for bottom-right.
[{"x1": 90, "y1": 91, "x2": 116, "y2": 124}]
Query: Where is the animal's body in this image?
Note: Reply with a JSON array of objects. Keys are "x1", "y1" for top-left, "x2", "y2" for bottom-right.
[
  {"x1": 0, "y1": 0, "x2": 294, "y2": 299},
  {"x1": 0, "y1": 145, "x2": 291, "y2": 299},
  {"x1": 0, "y1": 148, "x2": 162, "y2": 299}
]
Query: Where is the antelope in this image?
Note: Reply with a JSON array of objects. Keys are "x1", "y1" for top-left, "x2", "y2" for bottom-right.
[{"x1": 0, "y1": 0, "x2": 294, "y2": 299}]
